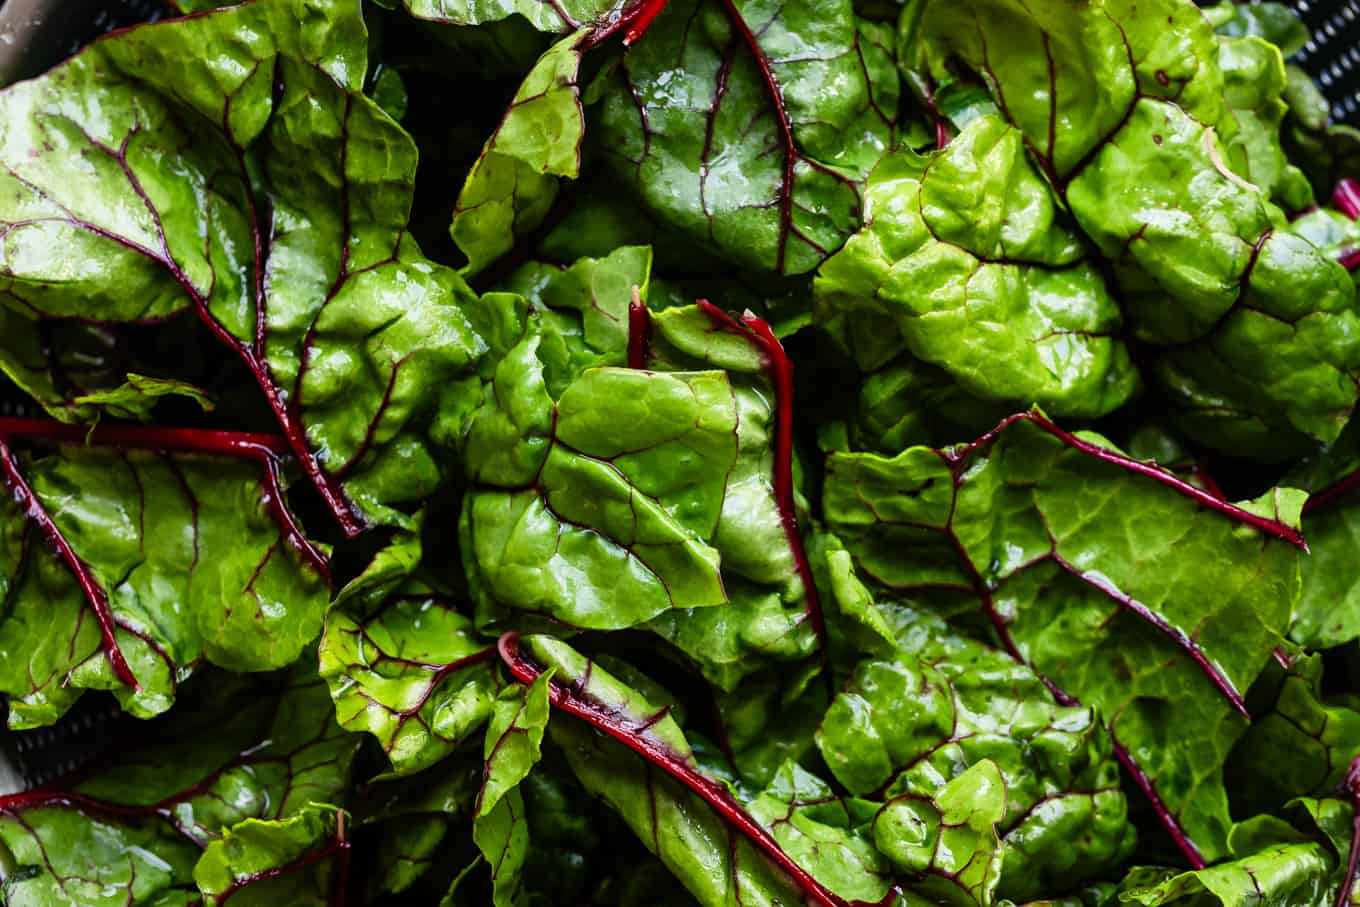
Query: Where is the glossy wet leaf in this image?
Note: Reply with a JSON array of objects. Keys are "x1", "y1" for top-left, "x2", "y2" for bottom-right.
[
  {"x1": 0, "y1": 444, "x2": 328, "y2": 726},
  {"x1": 815, "y1": 117, "x2": 1139, "y2": 419},
  {"x1": 0, "y1": 666, "x2": 359, "y2": 906},
  {"x1": 874, "y1": 759, "x2": 1007, "y2": 907},
  {"x1": 817, "y1": 607, "x2": 1134, "y2": 899},
  {"x1": 452, "y1": 31, "x2": 588, "y2": 276},
  {"x1": 597, "y1": 0, "x2": 899, "y2": 274},
  {"x1": 912, "y1": 0, "x2": 1360, "y2": 454},
  {"x1": 320, "y1": 531, "x2": 498, "y2": 776},
  {"x1": 0, "y1": 0, "x2": 487, "y2": 532},
  {"x1": 194, "y1": 804, "x2": 347, "y2": 906},
  {"x1": 822, "y1": 412, "x2": 1303, "y2": 862}
]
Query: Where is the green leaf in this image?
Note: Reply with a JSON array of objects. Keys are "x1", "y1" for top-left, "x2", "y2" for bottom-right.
[
  {"x1": 0, "y1": 665, "x2": 359, "y2": 906},
  {"x1": 597, "y1": 0, "x2": 899, "y2": 274},
  {"x1": 744, "y1": 761, "x2": 896, "y2": 903},
  {"x1": 478, "y1": 668, "x2": 554, "y2": 819},
  {"x1": 0, "y1": 0, "x2": 487, "y2": 532},
  {"x1": 1227, "y1": 654, "x2": 1360, "y2": 817},
  {"x1": 193, "y1": 804, "x2": 347, "y2": 906},
  {"x1": 1205, "y1": 1, "x2": 1309, "y2": 57},
  {"x1": 452, "y1": 31, "x2": 589, "y2": 276},
  {"x1": 0, "y1": 442, "x2": 329, "y2": 726},
  {"x1": 822, "y1": 412, "x2": 1303, "y2": 862},
  {"x1": 875, "y1": 760, "x2": 1007, "y2": 906},
  {"x1": 319, "y1": 584, "x2": 499, "y2": 775},
  {"x1": 395, "y1": 0, "x2": 624, "y2": 31},
  {"x1": 639, "y1": 304, "x2": 820, "y2": 688},
  {"x1": 816, "y1": 607, "x2": 1134, "y2": 899},
  {"x1": 1217, "y1": 35, "x2": 1313, "y2": 211},
  {"x1": 459, "y1": 299, "x2": 735, "y2": 631},
  {"x1": 815, "y1": 118, "x2": 1140, "y2": 419},
  {"x1": 911, "y1": 0, "x2": 1360, "y2": 453}
]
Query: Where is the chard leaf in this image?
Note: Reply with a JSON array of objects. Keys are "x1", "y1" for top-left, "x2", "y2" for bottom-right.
[
  {"x1": 319, "y1": 530, "x2": 499, "y2": 777},
  {"x1": 1119, "y1": 786, "x2": 1360, "y2": 906},
  {"x1": 395, "y1": 0, "x2": 635, "y2": 32},
  {"x1": 1217, "y1": 34, "x2": 1313, "y2": 211},
  {"x1": 500, "y1": 633, "x2": 864, "y2": 906},
  {"x1": 472, "y1": 670, "x2": 554, "y2": 906},
  {"x1": 0, "y1": 665, "x2": 359, "y2": 906},
  {"x1": 873, "y1": 759, "x2": 1007, "y2": 907},
  {"x1": 319, "y1": 587, "x2": 499, "y2": 776},
  {"x1": 815, "y1": 117, "x2": 1140, "y2": 420},
  {"x1": 0, "y1": 424, "x2": 328, "y2": 725},
  {"x1": 637, "y1": 303, "x2": 822, "y2": 688},
  {"x1": 0, "y1": 0, "x2": 487, "y2": 533},
  {"x1": 597, "y1": 0, "x2": 899, "y2": 274},
  {"x1": 1227, "y1": 654, "x2": 1360, "y2": 818},
  {"x1": 193, "y1": 804, "x2": 349, "y2": 906},
  {"x1": 452, "y1": 30, "x2": 589, "y2": 276},
  {"x1": 911, "y1": 0, "x2": 1360, "y2": 454},
  {"x1": 816, "y1": 607, "x2": 1134, "y2": 899},
  {"x1": 822, "y1": 410, "x2": 1304, "y2": 864}
]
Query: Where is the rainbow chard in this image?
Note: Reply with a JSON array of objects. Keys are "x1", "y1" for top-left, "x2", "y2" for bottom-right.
[
  {"x1": 822, "y1": 411, "x2": 1305, "y2": 866},
  {"x1": 0, "y1": 419, "x2": 329, "y2": 725},
  {"x1": 0, "y1": 0, "x2": 487, "y2": 534}
]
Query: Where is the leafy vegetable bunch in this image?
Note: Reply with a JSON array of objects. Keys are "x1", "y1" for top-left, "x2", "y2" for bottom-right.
[{"x1": 1, "y1": 0, "x2": 1359, "y2": 904}]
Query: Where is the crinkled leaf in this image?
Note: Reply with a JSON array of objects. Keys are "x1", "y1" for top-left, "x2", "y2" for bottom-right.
[
  {"x1": 0, "y1": 0, "x2": 486, "y2": 533},
  {"x1": 508, "y1": 635, "x2": 849, "y2": 906},
  {"x1": 396, "y1": 0, "x2": 624, "y2": 31},
  {"x1": 0, "y1": 441, "x2": 328, "y2": 726},
  {"x1": 319, "y1": 584, "x2": 499, "y2": 775},
  {"x1": 744, "y1": 761, "x2": 895, "y2": 903},
  {"x1": 452, "y1": 31, "x2": 588, "y2": 276},
  {"x1": 193, "y1": 804, "x2": 347, "y2": 906},
  {"x1": 459, "y1": 298, "x2": 733, "y2": 631},
  {"x1": 1228, "y1": 654, "x2": 1360, "y2": 817},
  {"x1": 912, "y1": 0, "x2": 1360, "y2": 453},
  {"x1": 1205, "y1": 1, "x2": 1309, "y2": 57},
  {"x1": 822, "y1": 411, "x2": 1304, "y2": 862},
  {"x1": 0, "y1": 665, "x2": 358, "y2": 905},
  {"x1": 319, "y1": 529, "x2": 497, "y2": 776},
  {"x1": 874, "y1": 759, "x2": 1007, "y2": 907},
  {"x1": 597, "y1": 0, "x2": 899, "y2": 274},
  {"x1": 639, "y1": 304, "x2": 821, "y2": 688},
  {"x1": 815, "y1": 118, "x2": 1139, "y2": 419},
  {"x1": 817, "y1": 606, "x2": 1134, "y2": 899}
]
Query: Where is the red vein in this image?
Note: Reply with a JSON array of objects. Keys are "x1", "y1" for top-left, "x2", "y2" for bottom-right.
[
  {"x1": 498, "y1": 634, "x2": 848, "y2": 907},
  {"x1": 949, "y1": 410, "x2": 1306, "y2": 549},
  {"x1": 695, "y1": 301, "x2": 827, "y2": 651},
  {"x1": 1333, "y1": 179, "x2": 1360, "y2": 222},
  {"x1": 1111, "y1": 739, "x2": 1206, "y2": 869},
  {"x1": 0, "y1": 439, "x2": 137, "y2": 688},
  {"x1": 1336, "y1": 756, "x2": 1360, "y2": 907},
  {"x1": 711, "y1": 0, "x2": 799, "y2": 273},
  {"x1": 0, "y1": 418, "x2": 329, "y2": 579},
  {"x1": 627, "y1": 290, "x2": 652, "y2": 370},
  {"x1": 1307, "y1": 469, "x2": 1360, "y2": 516}
]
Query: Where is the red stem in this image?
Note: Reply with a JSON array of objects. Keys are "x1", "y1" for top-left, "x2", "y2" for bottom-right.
[
  {"x1": 0, "y1": 439, "x2": 137, "y2": 688},
  {"x1": 695, "y1": 301, "x2": 828, "y2": 651},
  {"x1": 0, "y1": 417, "x2": 329, "y2": 578},
  {"x1": 1335, "y1": 757, "x2": 1360, "y2": 907},
  {"x1": 498, "y1": 634, "x2": 849, "y2": 907},
  {"x1": 1305, "y1": 469, "x2": 1360, "y2": 516},
  {"x1": 951, "y1": 411, "x2": 1307, "y2": 549},
  {"x1": 1111, "y1": 740, "x2": 1206, "y2": 869},
  {"x1": 585, "y1": 0, "x2": 670, "y2": 48},
  {"x1": 1340, "y1": 249, "x2": 1360, "y2": 272},
  {"x1": 1333, "y1": 179, "x2": 1360, "y2": 221},
  {"x1": 627, "y1": 292, "x2": 652, "y2": 370},
  {"x1": 0, "y1": 418, "x2": 288, "y2": 459}
]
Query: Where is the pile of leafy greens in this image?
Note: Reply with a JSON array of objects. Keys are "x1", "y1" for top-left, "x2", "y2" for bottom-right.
[{"x1": 1, "y1": 0, "x2": 1360, "y2": 904}]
